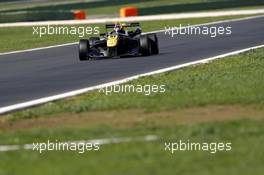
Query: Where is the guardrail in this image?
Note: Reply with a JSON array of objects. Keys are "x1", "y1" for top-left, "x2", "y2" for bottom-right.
[{"x1": 0, "y1": 9, "x2": 264, "y2": 27}]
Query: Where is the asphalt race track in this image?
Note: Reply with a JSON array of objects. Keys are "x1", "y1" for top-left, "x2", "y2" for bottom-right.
[{"x1": 0, "y1": 16, "x2": 263, "y2": 108}]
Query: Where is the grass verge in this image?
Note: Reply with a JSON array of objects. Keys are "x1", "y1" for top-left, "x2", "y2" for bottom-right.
[{"x1": 0, "y1": 119, "x2": 264, "y2": 175}]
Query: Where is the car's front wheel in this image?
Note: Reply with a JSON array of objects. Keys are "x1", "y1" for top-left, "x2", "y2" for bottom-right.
[{"x1": 79, "y1": 39, "x2": 89, "y2": 61}]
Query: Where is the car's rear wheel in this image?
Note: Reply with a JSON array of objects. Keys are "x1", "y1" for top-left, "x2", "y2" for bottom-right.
[
  {"x1": 140, "y1": 35, "x2": 151, "y2": 56},
  {"x1": 79, "y1": 39, "x2": 89, "y2": 61},
  {"x1": 150, "y1": 34, "x2": 159, "y2": 55}
]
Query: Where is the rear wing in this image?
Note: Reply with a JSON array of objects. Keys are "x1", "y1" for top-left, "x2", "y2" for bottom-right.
[{"x1": 105, "y1": 22, "x2": 140, "y2": 29}]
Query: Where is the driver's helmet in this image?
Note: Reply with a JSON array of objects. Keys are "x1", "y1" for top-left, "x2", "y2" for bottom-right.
[{"x1": 114, "y1": 23, "x2": 125, "y2": 33}]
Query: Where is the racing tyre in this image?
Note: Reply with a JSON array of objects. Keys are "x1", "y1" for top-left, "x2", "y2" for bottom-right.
[
  {"x1": 79, "y1": 39, "x2": 89, "y2": 61},
  {"x1": 150, "y1": 34, "x2": 159, "y2": 55},
  {"x1": 140, "y1": 35, "x2": 151, "y2": 56}
]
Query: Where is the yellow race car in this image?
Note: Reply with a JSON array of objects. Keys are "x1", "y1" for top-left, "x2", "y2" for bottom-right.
[{"x1": 79, "y1": 22, "x2": 159, "y2": 60}]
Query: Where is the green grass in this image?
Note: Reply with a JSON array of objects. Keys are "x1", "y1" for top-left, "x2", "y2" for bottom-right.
[
  {"x1": 0, "y1": 24, "x2": 102, "y2": 52},
  {"x1": 0, "y1": 120, "x2": 263, "y2": 175},
  {"x1": 0, "y1": 15, "x2": 260, "y2": 52}
]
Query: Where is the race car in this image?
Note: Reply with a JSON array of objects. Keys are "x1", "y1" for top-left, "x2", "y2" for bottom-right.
[{"x1": 78, "y1": 22, "x2": 159, "y2": 60}]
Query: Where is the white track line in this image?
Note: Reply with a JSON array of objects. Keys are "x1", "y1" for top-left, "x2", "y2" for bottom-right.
[
  {"x1": 0, "y1": 42, "x2": 77, "y2": 56},
  {"x1": 0, "y1": 44, "x2": 264, "y2": 114},
  {"x1": 0, "y1": 135, "x2": 158, "y2": 152},
  {"x1": 1, "y1": 9, "x2": 264, "y2": 27},
  {"x1": 0, "y1": 15, "x2": 263, "y2": 56}
]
